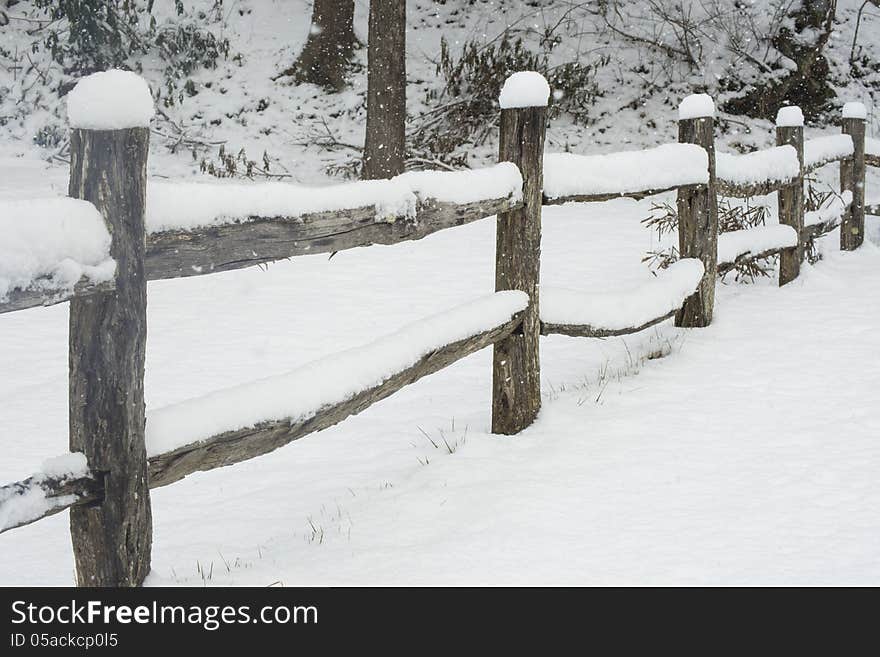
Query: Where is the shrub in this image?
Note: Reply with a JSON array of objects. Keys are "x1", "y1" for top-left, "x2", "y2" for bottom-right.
[
  {"x1": 30, "y1": 0, "x2": 231, "y2": 105},
  {"x1": 642, "y1": 197, "x2": 774, "y2": 282},
  {"x1": 411, "y1": 32, "x2": 605, "y2": 159}
]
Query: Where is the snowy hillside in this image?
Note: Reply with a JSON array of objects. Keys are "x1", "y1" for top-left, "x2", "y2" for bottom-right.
[{"x1": 2, "y1": 0, "x2": 880, "y2": 182}]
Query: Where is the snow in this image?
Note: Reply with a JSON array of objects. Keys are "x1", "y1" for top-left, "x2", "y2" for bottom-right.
[
  {"x1": 543, "y1": 144, "x2": 708, "y2": 200},
  {"x1": 0, "y1": 198, "x2": 115, "y2": 301},
  {"x1": 717, "y1": 224, "x2": 798, "y2": 265},
  {"x1": 147, "y1": 164, "x2": 522, "y2": 233},
  {"x1": 842, "y1": 101, "x2": 867, "y2": 120},
  {"x1": 498, "y1": 72, "x2": 551, "y2": 109},
  {"x1": 716, "y1": 146, "x2": 799, "y2": 187},
  {"x1": 866, "y1": 137, "x2": 880, "y2": 159},
  {"x1": 40, "y1": 453, "x2": 89, "y2": 479},
  {"x1": 775, "y1": 106, "x2": 804, "y2": 127},
  {"x1": 678, "y1": 94, "x2": 715, "y2": 120},
  {"x1": 0, "y1": 452, "x2": 88, "y2": 533},
  {"x1": 394, "y1": 163, "x2": 523, "y2": 205},
  {"x1": 805, "y1": 191, "x2": 852, "y2": 228},
  {"x1": 804, "y1": 135, "x2": 854, "y2": 170},
  {"x1": 145, "y1": 291, "x2": 529, "y2": 457},
  {"x1": 0, "y1": 488, "x2": 77, "y2": 534},
  {"x1": 541, "y1": 258, "x2": 703, "y2": 330},
  {"x1": 66, "y1": 70, "x2": 154, "y2": 130}
]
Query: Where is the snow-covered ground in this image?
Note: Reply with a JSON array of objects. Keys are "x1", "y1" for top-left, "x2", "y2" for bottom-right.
[{"x1": 2, "y1": 151, "x2": 880, "y2": 585}]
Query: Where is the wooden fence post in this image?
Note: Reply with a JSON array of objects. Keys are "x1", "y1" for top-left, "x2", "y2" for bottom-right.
[
  {"x1": 776, "y1": 106, "x2": 805, "y2": 286},
  {"x1": 492, "y1": 73, "x2": 547, "y2": 435},
  {"x1": 841, "y1": 102, "x2": 866, "y2": 251},
  {"x1": 68, "y1": 124, "x2": 152, "y2": 586},
  {"x1": 675, "y1": 94, "x2": 718, "y2": 328}
]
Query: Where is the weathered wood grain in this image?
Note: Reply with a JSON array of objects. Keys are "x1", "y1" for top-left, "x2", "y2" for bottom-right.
[
  {"x1": 716, "y1": 246, "x2": 795, "y2": 276},
  {"x1": 146, "y1": 196, "x2": 518, "y2": 280},
  {"x1": 0, "y1": 278, "x2": 113, "y2": 316},
  {"x1": 804, "y1": 153, "x2": 851, "y2": 173},
  {"x1": 542, "y1": 184, "x2": 699, "y2": 206},
  {"x1": 67, "y1": 127, "x2": 153, "y2": 587},
  {"x1": 492, "y1": 106, "x2": 545, "y2": 435},
  {"x1": 776, "y1": 123, "x2": 804, "y2": 286},
  {"x1": 716, "y1": 178, "x2": 789, "y2": 198},
  {"x1": 540, "y1": 309, "x2": 676, "y2": 339},
  {"x1": 841, "y1": 116, "x2": 866, "y2": 251},
  {"x1": 675, "y1": 115, "x2": 718, "y2": 328}
]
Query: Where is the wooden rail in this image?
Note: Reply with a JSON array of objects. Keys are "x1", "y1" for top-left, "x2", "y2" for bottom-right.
[
  {"x1": 543, "y1": 184, "x2": 695, "y2": 206},
  {"x1": 147, "y1": 196, "x2": 520, "y2": 281},
  {"x1": 541, "y1": 309, "x2": 677, "y2": 339},
  {"x1": 0, "y1": 76, "x2": 873, "y2": 586},
  {"x1": 0, "y1": 304, "x2": 525, "y2": 534},
  {"x1": 1, "y1": 196, "x2": 520, "y2": 315}
]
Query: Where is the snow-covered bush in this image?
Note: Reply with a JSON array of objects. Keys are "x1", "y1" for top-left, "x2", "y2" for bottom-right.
[
  {"x1": 410, "y1": 32, "x2": 605, "y2": 160},
  {"x1": 12, "y1": 1, "x2": 230, "y2": 103}
]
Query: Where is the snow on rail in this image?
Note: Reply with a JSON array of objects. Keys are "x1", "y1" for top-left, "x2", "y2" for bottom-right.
[
  {"x1": 145, "y1": 291, "x2": 529, "y2": 456},
  {"x1": 542, "y1": 144, "x2": 708, "y2": 201},
  {"x1": 540, "y1": 259, "x2": 704, "y2": 333},
  {"x1": 146, "y1": 163, "x2": 523, "y2": 233},
  {"x1": 804, "y1": 135, "x2": 853, "y2": 171},
  {"x1": 805, "y1": 191, "x2": 852, "y2": 229},
  {"x1": 717, "y1": 224, "x2": 797, "y2": 266},
  {"x1": 0, "y1": 198, "x2": 115, "y2": 303},
  {"x1": 0, "y1": 453, "x2": 90, "y2": 533},
  {"x1": 716, "y1": 146, "x2": 799, "y2": 190}
]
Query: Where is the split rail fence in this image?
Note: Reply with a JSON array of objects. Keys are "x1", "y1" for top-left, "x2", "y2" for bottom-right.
[{"x1": 0, "y1": 77, "x2": 875, "y2": 586}]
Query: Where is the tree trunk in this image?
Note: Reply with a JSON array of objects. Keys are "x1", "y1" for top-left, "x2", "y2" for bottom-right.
[
  {"x1": 284, "y1": 0, "x2": 357, "y2": 91},
  {"x1": 362, "y1": 0, "x2": 406, "y2": 180}
]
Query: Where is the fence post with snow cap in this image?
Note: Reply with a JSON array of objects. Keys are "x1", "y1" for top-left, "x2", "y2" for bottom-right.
[
  {"x1": 492, "y1": 72, "x2": 547, "y2": 435},
  {"x1": 776, "y1": 106, "x2": 805, "y2": 285},
  {"x1": 675, "y1": 94, "x2": 718, "y2": 328},
  {"x1": 841, "y1": 102, "x2": 866, "y2": 251},
  {"x1": 66, "y1": 70, "x2": 153, "y2": 587}
]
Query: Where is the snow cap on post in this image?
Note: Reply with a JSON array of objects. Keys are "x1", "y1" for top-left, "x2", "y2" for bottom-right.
[
  {"x1": 678, "y1": 93, "x2": 715, "y2": 121},
  {"x1": 775, "y1": 106, "x2": 804, "y2": 127},
  {"x1": 842, "y1": 101, "x2": 867, "y2": 120},
  {"x1": 498, "y1": 71, "x2": 550, "y2": 109},
  {"x1": 67, "y1": 69, "x2": 154, "y2": 130}
]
